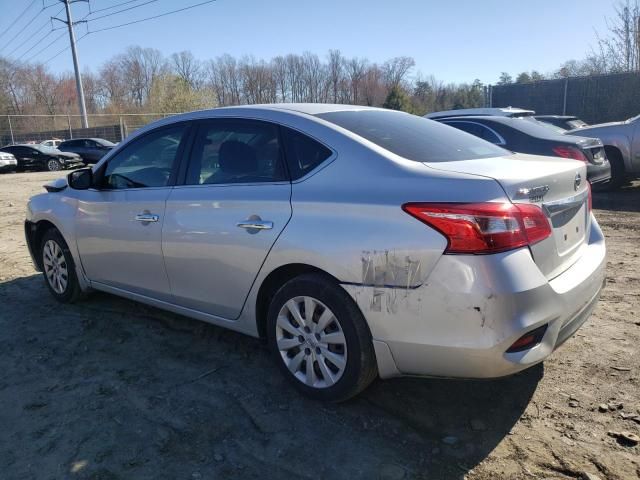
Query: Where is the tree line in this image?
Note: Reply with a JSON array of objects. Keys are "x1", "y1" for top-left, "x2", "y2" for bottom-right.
[{"x1": 0, "y1": 47, "x2": 487, "y2": 121}]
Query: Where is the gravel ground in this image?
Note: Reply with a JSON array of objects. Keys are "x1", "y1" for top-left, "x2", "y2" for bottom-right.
[{"x1": 0, "y1": 171, "x2": 638, "y2": 480}]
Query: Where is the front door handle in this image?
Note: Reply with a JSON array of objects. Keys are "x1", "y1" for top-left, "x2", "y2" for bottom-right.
[
  {"x1": 135, "y1": 213, "x2": 159, "y2": 223},
  {"x1": 236, "y1": 220, "x2": 273, "y2": 230}
]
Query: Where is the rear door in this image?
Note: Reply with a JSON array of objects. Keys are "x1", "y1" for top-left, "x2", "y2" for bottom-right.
[{"x1": 162, "y1": 118, "x2": 292, "y2": 319}]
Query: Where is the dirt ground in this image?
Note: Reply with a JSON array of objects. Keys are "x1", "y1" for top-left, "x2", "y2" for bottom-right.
[{"x1": 0, "y1": 171, "x2": 638, "y2": 480}]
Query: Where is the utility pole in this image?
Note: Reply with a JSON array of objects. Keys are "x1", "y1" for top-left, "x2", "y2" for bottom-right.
[{"x1": 54, "y1": 0, "x2": 88, "y2": 129}]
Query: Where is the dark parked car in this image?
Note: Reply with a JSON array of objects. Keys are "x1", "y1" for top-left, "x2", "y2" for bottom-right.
[
  {"x1": 433, "y1": 115, "x2": 611, "y2": 185},
  {"x1": 0, "y1": 144, "x2": 83, "y2": 172},
  {"x1": 58, "y1": 138, "x2": 116, "y2": 164},
  {"x1": 534, "y1": 115, "x2": 588, "y2": 131}
]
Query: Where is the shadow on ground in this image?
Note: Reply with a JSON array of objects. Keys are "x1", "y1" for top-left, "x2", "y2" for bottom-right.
[
  {"x1": 593, "y1": 180, "x2": 640, "y2": 213},
  {"x1": 0, "y1": 274, "x2": 542, "y2": 479}
]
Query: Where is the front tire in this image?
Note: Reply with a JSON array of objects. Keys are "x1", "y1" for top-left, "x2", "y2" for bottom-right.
[
  {"x1": 602, "y1": 147, "x2": 626, "y2": 191},
  {"x1": 45, "y1": 158, "x2": 62, "y2": 172},
  {"x1": 266, "y1": 273, "x2": 378, "y2": 402},
  {"x1": 40, "y1": 229, "x2": 81, "y2": 303}
]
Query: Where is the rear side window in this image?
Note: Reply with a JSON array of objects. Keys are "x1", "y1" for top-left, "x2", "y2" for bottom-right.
[
  {"x1": 281, "y1": 127, "x2": 333, "y2": 180},
  {"x1": 444, "y1": 121, "x2": 503, "y2": 145},
  {"x1": 185, "y1": 119, "x2": 286, "y2": 185},
  {"x1": 316, "y1": 110, "x2": 509, "y2": 162}
]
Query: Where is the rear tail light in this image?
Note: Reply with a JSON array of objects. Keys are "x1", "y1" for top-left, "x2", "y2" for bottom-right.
[
  {"x1": 506, "y1": 324, "x2": 548, "y2": 353},
  {"x1": 552, "y1": 145, "x2": 588, "y2": 162},
  {"x1": 402, "y1": 202, "x2": 552, "y2": 254}
]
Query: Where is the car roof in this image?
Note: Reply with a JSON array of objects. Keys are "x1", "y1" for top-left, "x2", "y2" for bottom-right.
[
  {"x1": 534, "y1": 115, "x2": 578, "y2": 120},
  {"x1": 164, "y1": 103, "x2": 385, "y2": 123},
  {"x1": 61, "y1": 137, "x2": 101, "y2": 142},
  {"x1": 224, "y1": 103, "x2": 384, "y2": 115},
  {"x1": 425, "y1": 107, "x2": 535, "y2": 119}
]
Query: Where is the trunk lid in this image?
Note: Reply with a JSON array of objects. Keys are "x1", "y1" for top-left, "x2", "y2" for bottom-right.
[{"x1": 425, "y1": 153, "x2": 590, "y2": 279}]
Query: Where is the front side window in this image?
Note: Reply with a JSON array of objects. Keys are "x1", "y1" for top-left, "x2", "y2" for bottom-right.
[
  {"x1": 316, "y1": 110, "x2": 510, "y2": 162},
  {"x1": 185, "y1": 119, "x2": 286, "y2": 185},
  {"x1": 101, "y1": 125, "x2": 186, "y2": 189}
]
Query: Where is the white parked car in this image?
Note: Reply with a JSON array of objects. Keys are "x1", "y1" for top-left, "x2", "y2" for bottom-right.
[
  {"x1": 0, "y1": 151, "x2": 18, "y2": 173},
  {"x1": 40, "y1": 139, "x2": 63, "y2": 148}
]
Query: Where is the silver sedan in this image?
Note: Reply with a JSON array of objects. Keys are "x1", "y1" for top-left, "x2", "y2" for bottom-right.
[{"x1": 25, "y1": 104, "x2": 606, "y2": 401}]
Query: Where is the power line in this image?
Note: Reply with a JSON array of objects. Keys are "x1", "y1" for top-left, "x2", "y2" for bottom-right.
[
  {"x1": 42, "y1": 31, "x2": 90, "y2": 65},
  {"x1": 88, "y1": 0, "x2": 216, "y2": 33},
  {"x1": 20, "y1": 0, "x2": 217, "y2": 64},
  {"x1": 85, "y1": 0, "x2": 147, "y2": 16},
  {"x1": 24, "y1": 31, "x2": 67, "y2": 64},
  {"x1": 6, "y1": 6, "x2": 66, "y2": 60},
  {"x1": 0, "y1": 0, "x2": 39, "y2": 41},
  {"x1": 86, "y1": 0, "x2": 160, "y2": 22},
  {"x1": 0, "y1": 2, "x2": 60, "y2": 54}
]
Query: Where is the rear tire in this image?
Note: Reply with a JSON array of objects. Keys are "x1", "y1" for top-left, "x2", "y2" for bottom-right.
[
  {"x1": 40, "y1": 228, "x2": 81, "y2": 303},
  {"x1": 266, "y1": 273, "x2": 378, "y2": 402}
]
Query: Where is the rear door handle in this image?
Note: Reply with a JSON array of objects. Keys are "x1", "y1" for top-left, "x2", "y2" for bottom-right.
[
  {"x1": 135, "y1": 213, "x2": 159, "y2": 223},
  {"x1": 236, "y1": 220, "x2": 273, "y2": 230}
]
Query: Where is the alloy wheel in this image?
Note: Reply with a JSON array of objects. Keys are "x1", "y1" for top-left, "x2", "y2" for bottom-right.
[
  {"x1": 47, "y1": 159, "x2": 61, "y2": 171},
  {"x1": 43, "y1": 239, "x2": 68, "y2": 294},
  {"x1": 276, "y1": 296, "x2": 347, "y2": 388}
]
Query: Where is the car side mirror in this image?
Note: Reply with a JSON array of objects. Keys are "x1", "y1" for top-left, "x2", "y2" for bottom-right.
[{"x1": 68, "y1": 168, "x2": 93, "y2": 190}]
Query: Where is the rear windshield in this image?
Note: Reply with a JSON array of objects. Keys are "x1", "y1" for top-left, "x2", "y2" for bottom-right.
[{"x1": 316, "y1": 110, "x2": 510, "y2": 162}]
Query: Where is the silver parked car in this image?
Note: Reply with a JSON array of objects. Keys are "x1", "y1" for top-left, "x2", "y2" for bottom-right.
[
  {"x1": 25, "y1": 104, "x2": 606, "y2": 401},
  {"x1": 565, "y1": 113, "x2": 640, "y2": 189}
]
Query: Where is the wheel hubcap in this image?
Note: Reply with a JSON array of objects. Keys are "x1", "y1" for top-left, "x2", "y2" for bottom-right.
[
  {"x1": 48, "y1": 160, "x2": 60, "y2": 171},
  {"x1": 276, "y1": 296, "x2": 347, "y2": 388},
  {"x1": 43, "y1": 240, "x2": 68, "y2": 294}
]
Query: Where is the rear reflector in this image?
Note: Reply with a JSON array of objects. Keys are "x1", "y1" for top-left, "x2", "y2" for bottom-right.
[
  {"x1": 402, "y1": 202, "x2": 552, "y2": 254},
  {"x1": 506, "y1": 324, "x2": 548, "y2": 353},
  {"x1": 552, "y1": 145, "x2": 588, "y2": 162}
]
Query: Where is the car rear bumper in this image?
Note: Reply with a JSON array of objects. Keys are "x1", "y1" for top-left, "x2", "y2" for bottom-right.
[
  {"x1": 60, "y1": 158, "x2": 84, "y2": 168},
  {"x1": 342, "y1": 213, "x2": 606, "y2": 379},
  {"x1": 587, "y1": 161, "x2": 611, "y2": 184}
]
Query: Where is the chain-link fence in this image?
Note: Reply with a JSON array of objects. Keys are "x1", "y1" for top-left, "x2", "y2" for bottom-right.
[
  {"x1": 0, "y1": 113, "x2": 181, "y2": 147},
  {"x1": 490, "y1": 72, "x2": 640, "y2": 124}
]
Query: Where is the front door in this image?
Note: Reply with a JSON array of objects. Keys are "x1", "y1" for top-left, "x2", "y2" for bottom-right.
[
  {"x1": 162, "y1": 118, "x2": 292, "y2": 319},
  {"x1": 75, "y1": 123, "x2": 189, "y2": 301}
]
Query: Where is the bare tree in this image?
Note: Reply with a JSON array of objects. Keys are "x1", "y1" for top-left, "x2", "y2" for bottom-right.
[
  {"x1": 594, "y1": 0, "x2": 640, "y2": 72},
  {"x1": 382, "y1": 56, "x2": 415, "y2": 88},
  {"x1": 345, "y1": 57, "x2": 367, "y2": 104},
  {"x1": 171, "y1": 50, "x2": 203, "y2": 89},
  {"x1": 327, "y1": 49, "x2": 343, "y2": 103}
]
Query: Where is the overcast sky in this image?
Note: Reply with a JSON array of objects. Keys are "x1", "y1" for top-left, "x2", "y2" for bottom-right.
[{"x1": 0, "y1": 0, "x2": 620, "y2": 84}]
